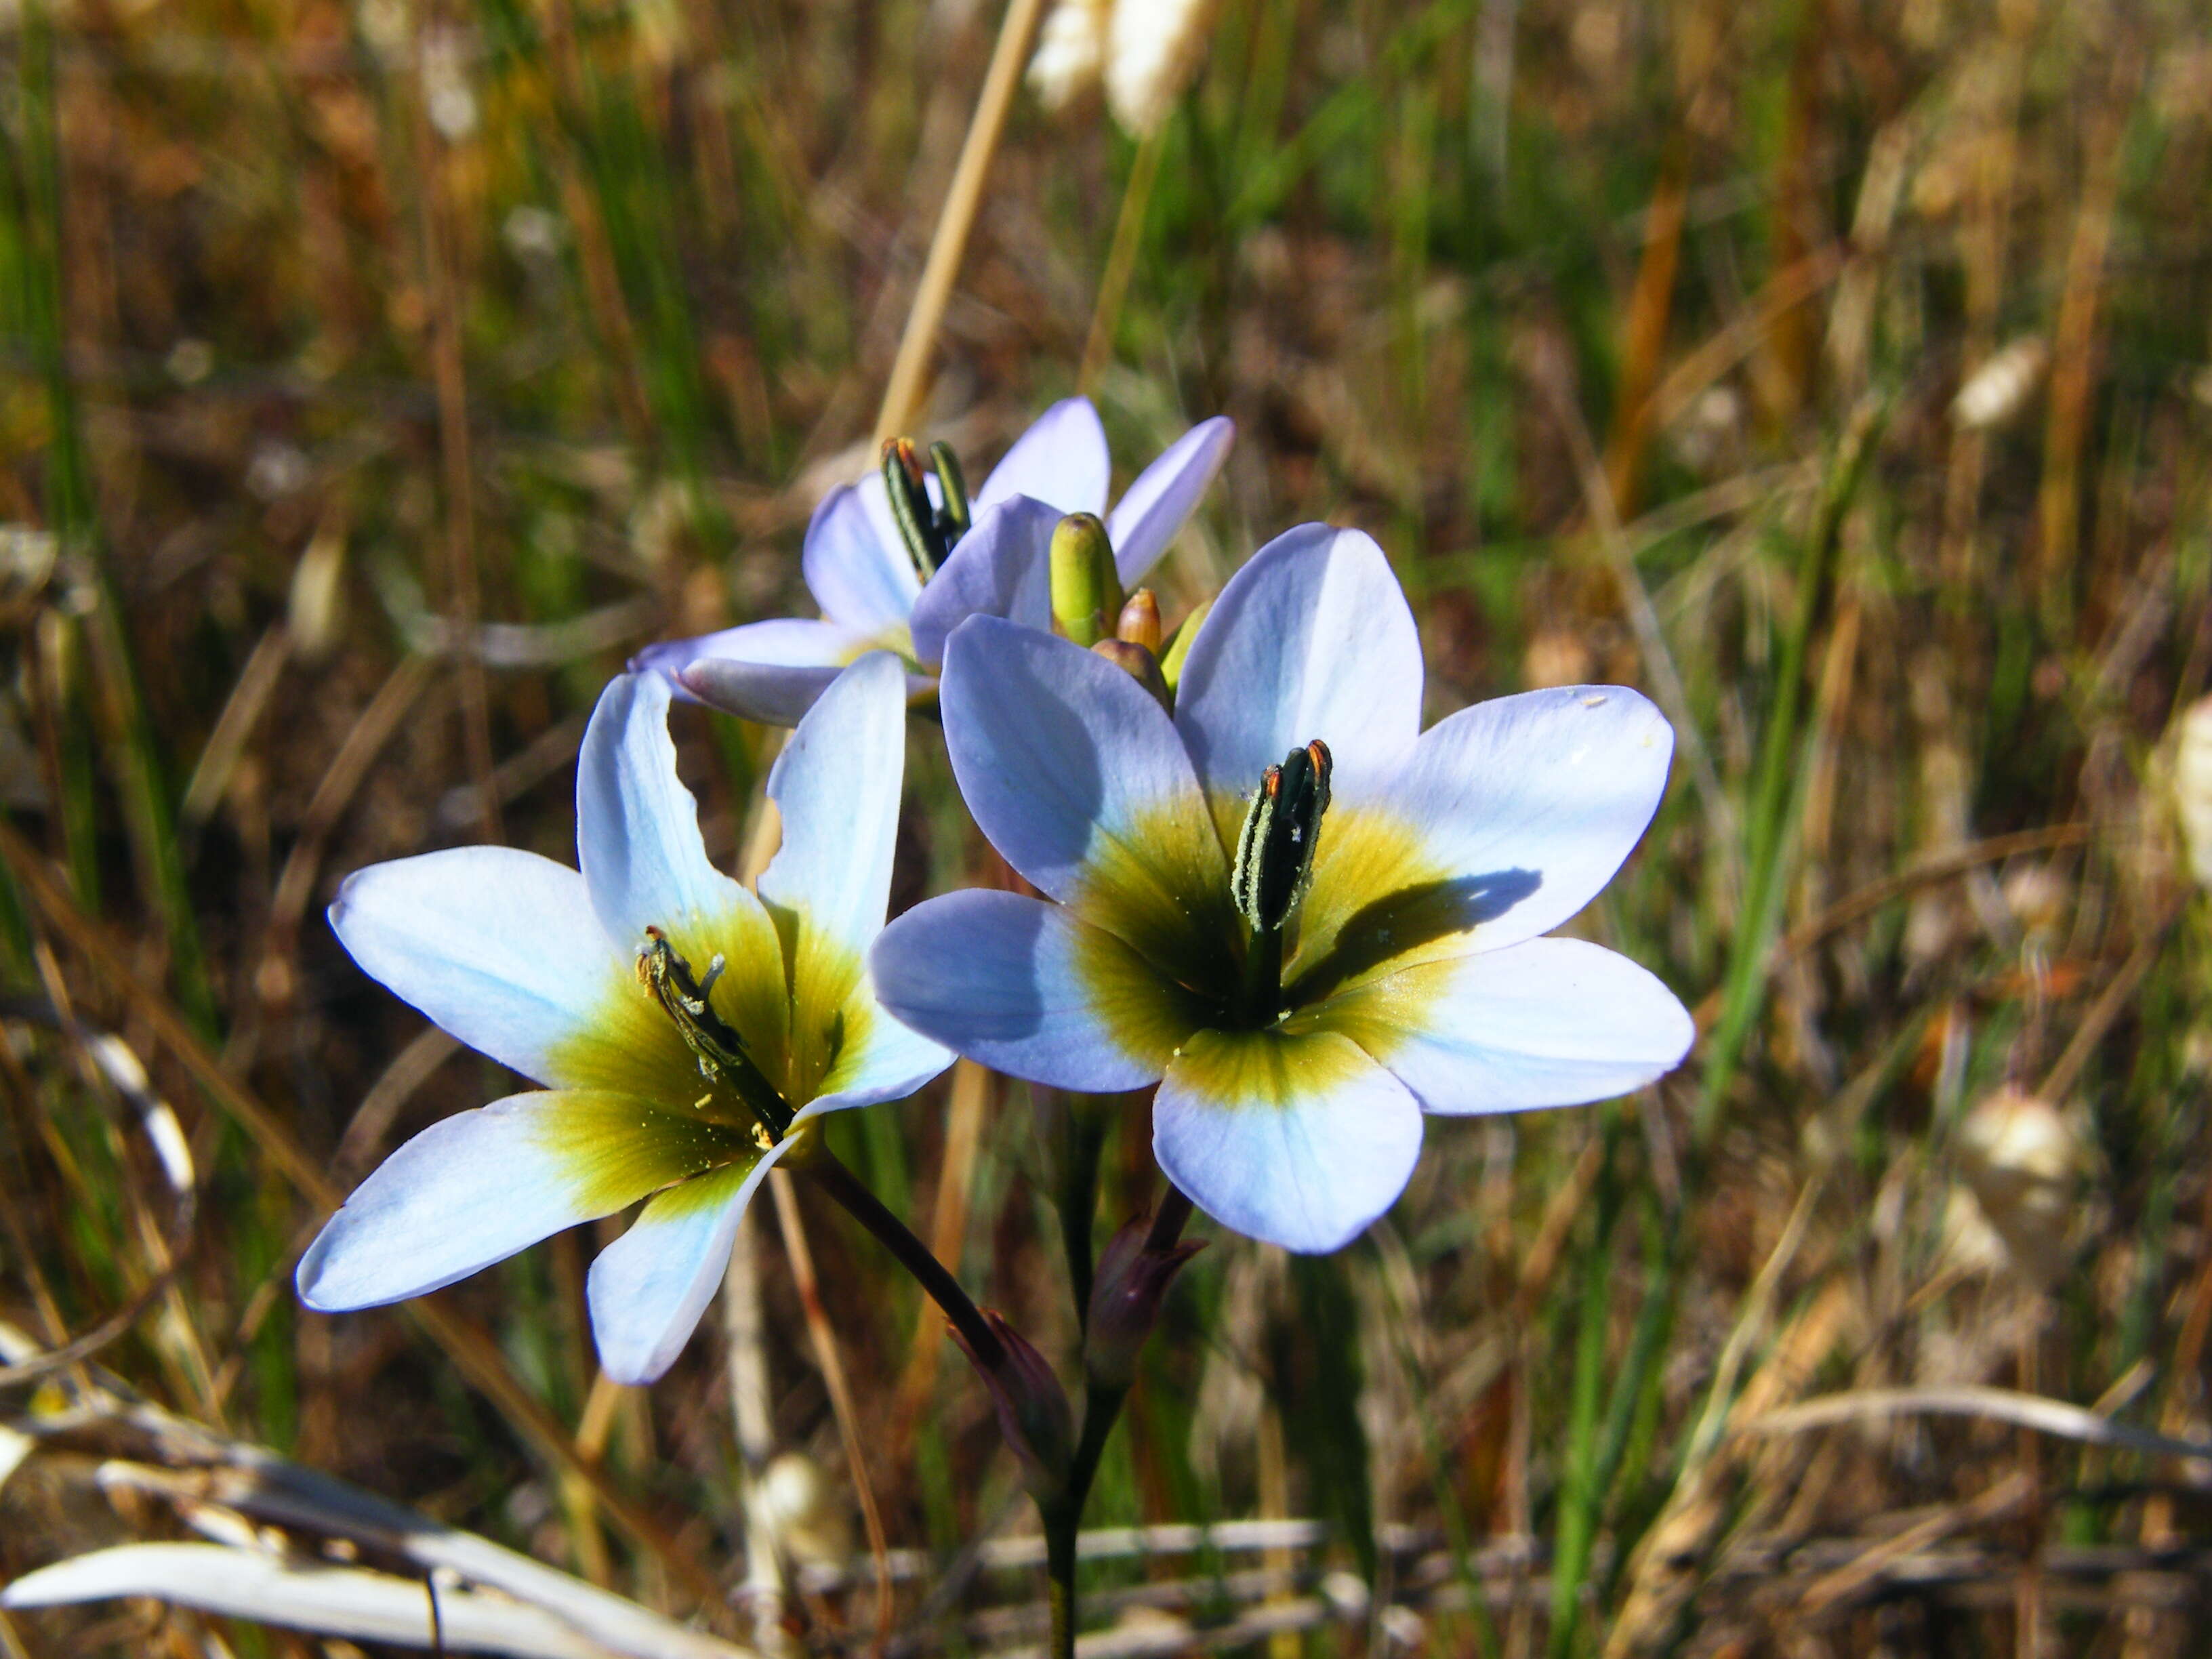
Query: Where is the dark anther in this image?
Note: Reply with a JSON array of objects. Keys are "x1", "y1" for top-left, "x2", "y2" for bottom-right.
[
  {"x1": 929, "y1": 440, "x2": 971, "y2": 538},
  {"x1": 881, "y1": 436, "x2": 975, "y2": 581},
  {"x1": 1231, "y1": 739, "x2": 1333, "y2": 936}
]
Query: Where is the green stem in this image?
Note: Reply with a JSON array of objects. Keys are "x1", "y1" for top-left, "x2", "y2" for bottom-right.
[
  {"x1": 1145, "y1": 1183, "x2": 1195, "y2": 1254},
  {"x1": 801, "y1": 1151, "x2": 1006, "y2": 1373},
  {"x1": 1544, "y1": 1118, "x2": 1623, "y2": 1659},
  {"x1": 1045, "y1": 1180, "x2": 1195, "y2": 1658},
  {"x1": 1058, "y1": 1094, "x2": 1110, "y2": 1327},
  {"x1": 1045, "y1": 1513, "x2": 1080, "y2": 1659}
]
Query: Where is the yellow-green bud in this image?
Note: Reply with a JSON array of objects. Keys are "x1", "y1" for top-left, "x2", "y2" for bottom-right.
[
  {"x1": 1158, "y1": 596, "x2": 1212, "y2": 693},
  {"x1": 1049, "y1": 513, "x2": 1121, "y2": 647}
]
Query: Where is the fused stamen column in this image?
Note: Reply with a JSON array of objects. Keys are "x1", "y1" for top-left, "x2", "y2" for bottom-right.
[
  {"x1": 882, "y1": 436, "x2": 974, "y2": 577},
  {"x1": 1230, "y1": 739, "x2": 1332, "y2": 1023},
  {"x1": 637, "y1": 926, "x2": 794, "y2": 1136}
]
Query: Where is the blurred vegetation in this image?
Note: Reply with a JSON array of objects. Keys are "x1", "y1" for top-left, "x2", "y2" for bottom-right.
[{"x1": 5, "y1": 0, "x2": 2212, "y2": 1652}]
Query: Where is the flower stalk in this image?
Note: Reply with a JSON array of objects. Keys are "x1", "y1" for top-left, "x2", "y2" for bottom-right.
[
  {"x1": 799, "y1": 1149, "x2": 1007, "y2": 1374},
  {"x1": 1041, "y1": 1181, "x2": 1195, "y2": 1659}
]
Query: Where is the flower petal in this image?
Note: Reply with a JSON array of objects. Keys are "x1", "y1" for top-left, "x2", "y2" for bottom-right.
[
  {"x1": 906, "y1": 495, "x2": 1061, "y2": 668},
  {"x1": 587, "y1": 1145, "x2": 790, "y2": 1385},
  {"x1": 872, "y1": 890, "x2": 1172, "y2": 1091},
  {"x1": 759, "y1": 652, "x2": 909, "y2": 963},
  {"x1": 634, "y1": 618, "x2": 881, "y2": 710},
  {"x1": 939, "y1": 615, "x2": 1217, "y2": 903},
  {"x1": 576, "y1": 672, "x2": 754, "y2": 949},
  {"x1": 975, "y1": 396, "x2": 1111, "y2": 516},
  {"x1": 804, "y1": 481, "x2": 922, "y2": 634},
  {"x1": 1153, "y1": 1028, "x2": 1423, "y2": 1254},
  {"x1": 791, "y1": 1011, "x2": 954, "y2": 1124},
  {"x1": 680, "y1": 661, "x2": 846, "y2": 728},
  {"x1": 1315, "y1": 937, "x2": 1693, "y2": 1113},
  {"x1": 1105, "y1": 415, "x2": 1233, "y2": 586},
  {"x1": 1173, "y1": 524, "x2": 1424, "y2": 809},
  {"x1": 1385, "y1": 684, "x2": 1673, "y2": 951},
  {"x1": 298, "y1": 1090, "x2": 745, "y2": 1311},
  {"x1": 750, "y1": 651, "x2": 956, "y2": 1113},
  {"x1": 328, "y1": 848, "x2": 611, "y2": 1088}
]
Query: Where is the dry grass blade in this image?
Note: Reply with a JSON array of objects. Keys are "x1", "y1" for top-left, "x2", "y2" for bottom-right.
[
  {"x1": 1, "y1": 1543, "x2": 624, "y2": 1658},
  {"x1": 892, "y1": 1057, "x2": 991, "y2": 1442},
  {"x1": 0, "y1": 821, "x2": 731, "y2": 1616},
  {"x1": 333, "y1": 1023, "x2": 462, "y2": 1183},
  {"x1": 0, "y1": 1016, "x2": 195, "y2": 1387},
  {"x1": 1799, "y1": 1473, "x2": 2031, "y2": 1618},
  {"x1": 1774, "y1": 823, "x2": 2093, "y2": 963},
  {"x1": 771, "y1": 1168, "x2": 895, "y2": 1652},
  {"x1": 1747, "y1": 1387, "x2": 2212, "y2": 1471},
  {"x1": 179, "y1": 623, "x2": 290, "y2": 830},
  {"x1": 0, "y1": 1363, "x2": 752, "y2": 1658},
  {"x1": 1528, "y1": 348, "x2": 1734, "y2": 881},
  {"x1": 874, "y1": 0, "x2": 1050, "y2": 443},
  {"x1": 2037, "y1": 901, "x2": 2183, "y2": 1103}
]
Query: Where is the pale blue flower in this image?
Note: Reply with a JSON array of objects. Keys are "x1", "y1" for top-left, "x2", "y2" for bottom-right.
[
  {"x1": 872, "y1": 526, "x2": 1693, "y2": 1253},
  {"x1": 298, "y1": 655, "x2": 950, "y2": 1382},
  {"x1": 635, "y1": 397, "x2": 1232, "y2": 724}
]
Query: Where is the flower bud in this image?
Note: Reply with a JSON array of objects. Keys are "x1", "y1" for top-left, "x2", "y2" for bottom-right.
[
  {"x1": 287, "y1": 523, "x2": 348, "y2": 663},
  {"x1": 1091, "y1": 638, "x2": 1171, "y2": 710},
  {"x1": 1957, "y1": 1085, "x2": 2081, "y2": 1288},
  {"x1": 1084, "y1": 1215, "x2": 1203, "y2": 1391},
  {"x1": 2173, "y1": 694, "x2": 2212, "y2": 889},
  {"x1": 1107, "y1": 0, "x2": 1223, "y2": 138},
  {"x1": 1157, "y1": 596, "x2": 1211, "y2": 693},
  {"x1": 755, "y1": 1452, "x2": 853, "y2": 1568},
  {"x1": 1951, "y1": 336, "x2": 2048, "y2": 432},
  {"x1": 1028, "y1": 0, "x2": 1107, "y2": 113},
  {"x1": 1116, "y1": 588, "x2": 1162, "y2": 653},
  {"x1": 951, "y1": 1311, "x2": 1074, "y2": 1503},
  {"x1": 1050, "y1": 512, "x2": 1122, "y2": 647}
]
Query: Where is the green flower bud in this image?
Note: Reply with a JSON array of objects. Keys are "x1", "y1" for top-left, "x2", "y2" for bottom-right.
[{"x1": 1050, "y1": 512, "x2": 1122, "y2": 647}]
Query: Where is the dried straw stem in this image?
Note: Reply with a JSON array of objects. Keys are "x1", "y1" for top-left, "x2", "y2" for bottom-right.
[{"x1": 874, "y1": 0, "x2": 1050, "y2": 445}]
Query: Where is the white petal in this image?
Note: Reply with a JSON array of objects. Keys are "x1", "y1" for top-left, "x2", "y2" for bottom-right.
[
  {"x1": 1153, "y1": 1029, "x2": 1424, "y2": 1254},
  {"x1": 1347, "y1": 937, "x2": 1693, "y2": 1113},
  {"x1": 1173, "y1": 524, "x2": 1423, "y2": 804},
  {"x1": 298, "y1": 1091, "x2": 741, "y2": 1311},
  {"x1": 906, "y1": 495, "x2": 1061, "y2": 668},
  {"x1": 327, "y1": 848, "x2": 610, "y2": 1088},
  {"x1": 587, "y1": 1147, "x2": 788, "y2": 1385},
  {"x1": 576, "y1": 672, "x2": 754, "y2": 948},
  {"x1": 759, "y1": 653, "x2": 909, "y2": 963},
  {"x1": 804, "y1": 481, "x2": 922, "y2": 633},
  {"x1": 872, "y1": 890, "x2": 1163, "y2": 1092},
  {"x1": 1387, "y1": 684, "x2": 1673, "y2": 951},
  {"x1": 1106, "y1": 415, "x2": 1233, "y2": 585},
  {"x1": 939, "y1": 615, "x2": 1211, "y2": 903},
  {"x1": 976, "y1": 396, "x2": 1111, "y2": 516}
]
